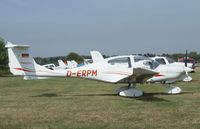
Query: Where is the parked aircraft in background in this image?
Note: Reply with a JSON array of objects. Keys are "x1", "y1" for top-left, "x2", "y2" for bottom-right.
[
  {"x1": 43, "y1": 64, "x2": 57, "y2": 70},
  {"x1": 178, "y1": 57, "x2": 197, "y2": 69},
  {"x1": 6, "y1": 42, "x2": 188, "y2": 97},
  {"x1": 23, "y1": 60, "x2": 78, "y2": 80},
  {"x1": 58, "y1": 60, "x2": 78, "y2": 69}
]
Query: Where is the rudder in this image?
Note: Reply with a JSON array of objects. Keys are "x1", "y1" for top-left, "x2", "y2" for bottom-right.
[{"x1": 5, "y1": 42, "x2": 37, "y2": 76}]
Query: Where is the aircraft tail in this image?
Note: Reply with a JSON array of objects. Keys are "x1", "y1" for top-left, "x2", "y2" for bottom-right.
[
  {"x1": 66, "y1": 60, "x2": 77, "y2": 69},
  {"x1": 90, "y1": 51, "x2": 104, "y2": 63},
  {"x1": 71, "y1": 60, "x2": 78, "y2": 67},
  {"x1": 5, "y1": 42, "x2": 61, "y2": 79},
  {"x1": 58, "y1": 60, "x2": 66, "y2": 68},
  {"x1": 5, "y1": 42, "x2": 38, "y2": 76}
]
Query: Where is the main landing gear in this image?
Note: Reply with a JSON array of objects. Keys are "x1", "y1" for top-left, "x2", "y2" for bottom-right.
[
  {"x1": 116, "y1": 83, "x2": 182, "y2": 97},
  {"x1": 116, "y1": 83, "x2": 143, "y2": 97}
]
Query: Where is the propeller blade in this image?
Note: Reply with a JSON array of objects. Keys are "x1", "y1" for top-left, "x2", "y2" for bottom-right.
[{"x1": 185, "y1": 49, "x2": 188, "y2": 67}]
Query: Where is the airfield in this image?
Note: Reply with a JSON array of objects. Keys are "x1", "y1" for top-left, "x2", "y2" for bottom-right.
[{"x1": 0, "y1": 67, "x2": 199, "y2": 129}]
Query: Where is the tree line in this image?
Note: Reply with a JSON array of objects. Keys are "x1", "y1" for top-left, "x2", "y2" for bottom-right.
[
  {"x1": 0, "y1": 38, "x2": 199, "y2": 75},
  {"x1": 0, "y1": 38, "x2": 8, "y2": 75},
  {"x1": 34, "y1": 52, "x2": 84, "y2": 65}
]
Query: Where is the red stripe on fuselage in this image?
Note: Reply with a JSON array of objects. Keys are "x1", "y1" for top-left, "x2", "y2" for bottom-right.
[
  {"x1": 15, "y1": 68, "x2": 34, "y2": 73},
  {"x1": 104, "y1": 72, "x2": 131, "y2": 76},
  {"x1": 154, "y1": 74, "x2": 164, "y2": 77}
]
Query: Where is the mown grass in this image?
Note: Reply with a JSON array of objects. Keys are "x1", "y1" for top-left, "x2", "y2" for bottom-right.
[{"x1": 0, "y1": 68, "x2": 200, "y2": 129}]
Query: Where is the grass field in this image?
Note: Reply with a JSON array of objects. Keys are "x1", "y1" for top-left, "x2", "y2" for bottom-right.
[{"x1": 0, "y1": 68, "x2": 200, "y2": 129}]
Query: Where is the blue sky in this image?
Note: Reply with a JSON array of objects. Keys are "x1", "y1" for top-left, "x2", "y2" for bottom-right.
[{"x1": 0, "y1": 0, "x2": 200, "y2": 57}]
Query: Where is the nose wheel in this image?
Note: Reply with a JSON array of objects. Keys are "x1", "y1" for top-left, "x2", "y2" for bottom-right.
[
  {"x1": 183, "y1": 76, "x2": 192, "y2": 82},
  {"x1": 165, "y1": 84, "x2": 182, "y2": 94}
]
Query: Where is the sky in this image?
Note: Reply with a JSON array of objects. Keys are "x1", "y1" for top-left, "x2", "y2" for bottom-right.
[{"x1": 0, "y1": 0, "x2": 200, "y2": 57}]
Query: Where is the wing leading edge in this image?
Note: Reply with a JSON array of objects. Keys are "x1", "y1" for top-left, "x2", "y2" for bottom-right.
[{"x1": 118, "y1": 68, "x2": 158, "y2": 84}]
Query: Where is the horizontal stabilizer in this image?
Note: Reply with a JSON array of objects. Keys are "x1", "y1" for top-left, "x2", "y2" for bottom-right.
[{"x1": 5, "y1": 42, "x2": 30, "y2": 48}]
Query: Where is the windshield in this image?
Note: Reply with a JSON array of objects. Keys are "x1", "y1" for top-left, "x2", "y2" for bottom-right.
[
  {"x1": 134, "y1": 56, "x2": 160, "y2": 69},
  {"x1": 155, "y1": 58, "x2": 166, "y2": 64},
  {"x1": 108, "y1": 57, "x2": 131, "y2": 68},
  {"x1": 143, "y1": 60, "x2": 160, "y2": 69},
  {"x1": 134, "y1": 56, "x2": 150, "y2": 62},
  {"x1": 167, "y1": 57, "x2": 175, "y2": 64}
]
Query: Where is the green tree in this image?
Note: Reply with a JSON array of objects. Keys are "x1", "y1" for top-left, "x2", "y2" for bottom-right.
[
  {"x1": 0, "y1": 38, "x2": 8, "y2": 74},
  {"x1": 66, "y1": 52, "x2": 84, "y2": 63}
]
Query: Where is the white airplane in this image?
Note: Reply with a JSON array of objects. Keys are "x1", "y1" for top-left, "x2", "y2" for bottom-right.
[
  {"x1": 151, "y1": 56, "x2": 194, "y2": 71},
  {"x1": 58, "y1": 60, "x2": 67, "y2": 68},
  {"x1": 91, "y1": 51, "x2": 188, "y2": 93},
  {"x1": 58, "y1": 60, "x2": 78, "y2": 69},
  {"x1": 6, "y1": 42, "x2": 188, "y2": 97},
  {"x1": 43, "y1": 63, "x2": 57, "y2": 70},
  {"x1": 151, "y1": 56, "x2": 193, "y2": 82},
  {"x1": 67, "y1": 60, "x2": 78, "y2": 69},
  {"x1": 23, "y1": 60, "x2": 76, "y2": 80},
  {"x1": 41, "y1": 60, "x2": 78, "y2": 71}
]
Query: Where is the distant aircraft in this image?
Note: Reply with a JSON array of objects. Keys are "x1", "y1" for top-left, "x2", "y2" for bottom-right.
[
  {"x1": 24, "y1": 60, "x2": 77, "y2": 80},
  {"x1": 43, "y1": 63, "x2": 57, "y2": 70},
  {"x1": 6, "y1": 42, "x2": 188, "y2": 97},
  {"x1": 58, "y1": 60, "x2": 78, "y2": 69}
]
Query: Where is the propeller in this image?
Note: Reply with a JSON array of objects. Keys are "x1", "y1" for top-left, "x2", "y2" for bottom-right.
[
  {"x1": 185, "y1": 49, "x2": 188, "y2": 67},
  {"x1": 183, "y1": 49, "x2": 193, "y2": 82}
]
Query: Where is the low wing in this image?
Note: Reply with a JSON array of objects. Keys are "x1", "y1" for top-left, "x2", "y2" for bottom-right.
[{"x1": 118, "y1": 68, "x2": 158, "y2": 83}]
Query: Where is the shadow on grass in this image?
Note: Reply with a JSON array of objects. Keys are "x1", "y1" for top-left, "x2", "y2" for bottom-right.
[
  {"x1": 30, "y1": 91, "x2": 194, "y2": 103},
  {"x1": 135, "y1": 92, "x2": 169, "y2": 102},
  {"x1": 31, "y1": 92, "x2": 168, "y2": 102},
  {"x1": 31, "y1": 93, "x2": 117, "y2": 98},
  {"x1": 136, "y1": 91, "x2": 194, "y2": 102},
  {"x1": 64, "y1": 93, "x2": 118, "y2": 97},
  {"x1": 188, "y1": 79, "x2": 200, "y2": 83},
  {"x1": 31, "y1": 93, "x2": 59, "y2": 97},
  {"x1": 0, "y1": 75, "x2": 16, "y2": 77}
]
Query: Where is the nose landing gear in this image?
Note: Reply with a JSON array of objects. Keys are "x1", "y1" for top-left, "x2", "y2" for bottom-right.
[{"x1": 166, "y1": 84, "x2": 182, "y2": 94}]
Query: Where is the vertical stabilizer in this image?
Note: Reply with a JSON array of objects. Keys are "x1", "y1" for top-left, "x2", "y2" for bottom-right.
[
  {"x1": 5, "y1": 42, "x2": 66, "y2": 79},
  {"x1": 58, "y1": 60, "x2": 67, "y2": 68},
  {"x1": 90, "y1": 51, "x2": 104, "y2": 63},
  {"x1": 71, "y1": 60, "x2": 78, "y2": 68},
  {"x1": 5, "y1": 42, "x2": 37, "y2": 76}
]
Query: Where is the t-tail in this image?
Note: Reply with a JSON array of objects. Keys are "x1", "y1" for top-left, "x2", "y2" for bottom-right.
[{"x1": 5, "y1": 42, "x2": 67, "y2": 79}]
